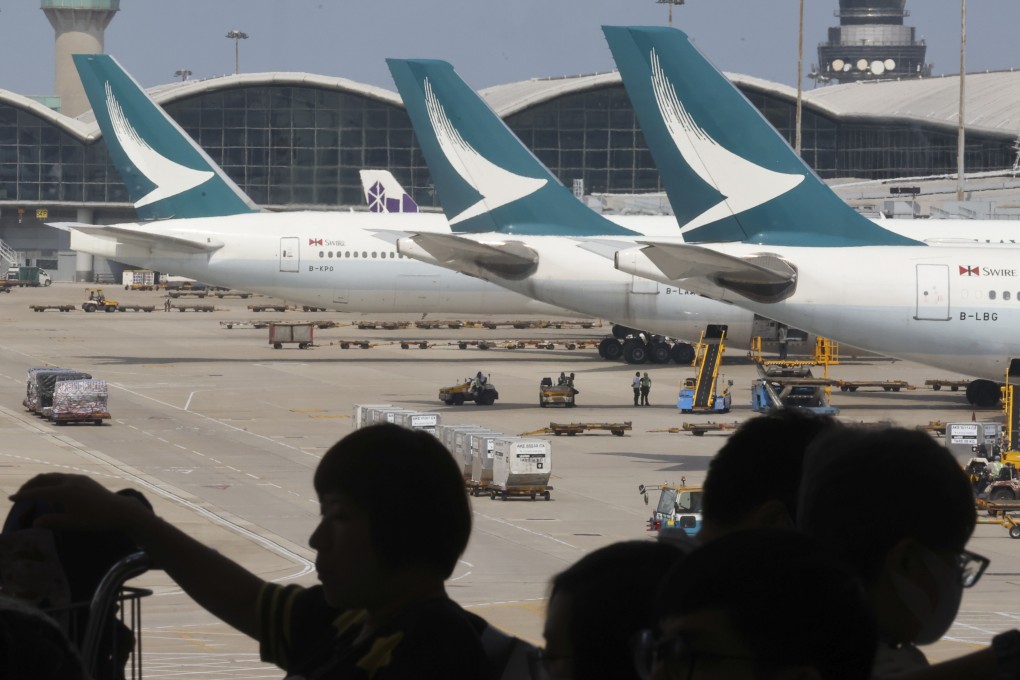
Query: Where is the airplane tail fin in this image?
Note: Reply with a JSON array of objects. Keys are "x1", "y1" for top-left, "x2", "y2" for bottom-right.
[
  {"x1": 74, "y1": 54, "x2": 259, "y2": 220},
  {"x1": 360, "y1": 170, "x2": 420, "y2": 213},
  {"x1": 602, "y1": 26, "x2": 919, "y2": 246},
  {"x1": 386, "y1": 58, "x2": 634, "y2": 236}
]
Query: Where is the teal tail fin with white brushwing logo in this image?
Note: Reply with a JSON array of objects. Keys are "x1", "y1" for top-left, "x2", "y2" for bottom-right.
[
  {"x1": 74, "y1": 54, "x2": 259, "y2": 220},
  {"x1": 602, "y1": 25, "x2": 920, "y2": 247},
  {"x1": 386, "y1": 58, "x2": 636, "y2": 237}
]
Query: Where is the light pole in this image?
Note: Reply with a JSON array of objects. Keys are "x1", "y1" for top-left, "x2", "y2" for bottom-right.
[
  {"x1": 174, "y1": 69, "x2": 192, "y2": 82},
  {"x1": 225, "y1": 30, "x2": 248, "y2": 74},
  {"x1": 656, "y1": 0, "x2": 685, "y2": 27},
  {"x1": 957, "y1": 0, "x2": 966, "y2": 201}
]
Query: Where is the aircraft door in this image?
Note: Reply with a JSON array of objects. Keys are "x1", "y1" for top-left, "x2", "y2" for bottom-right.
[
  {"x1": 914, "y1": 264, "x2": 950, "y2": 321},
  {"x1": 279, "y1": 237, "x2": 299, "y2": 273},
  {"x1": 630, "y1": 275, "x2": 659, "y2": 294}
]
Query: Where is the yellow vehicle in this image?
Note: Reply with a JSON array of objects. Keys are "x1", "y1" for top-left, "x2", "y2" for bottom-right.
[
  {"x1": 539, "y1": 375, "x2": 577, "y2": 407},
  {"x1": 439, "y1": 374, "x2": 499, "y2": 406},
  {"x1": 639, "y1": 481, "x2": 704, "y2": 536},
  {"x1": 82, "y1": 288, "x2": 119, "y2": 313}
]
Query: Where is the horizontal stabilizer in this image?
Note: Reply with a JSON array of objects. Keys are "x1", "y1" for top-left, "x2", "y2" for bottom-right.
[
  {"x1": 51, "y1": 222, "x2": 223, "y2": 254},
  {"x1": 399, "y1": 232, "x2": 538, "y2": 280},
  {"x1": 633, "y1": 242, "x2": 797, "y2": 303}
]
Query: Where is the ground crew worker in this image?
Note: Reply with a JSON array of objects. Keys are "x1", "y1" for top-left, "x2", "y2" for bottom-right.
[
  {"x1": 640, "y1": 372, "x2": 651, "y2": 406},
  {"x1": 632, "y1": 372, "x2": 641, "y2": 406},
  {"x1": 558, "y1": 372, "x2": 567, "y2": 386}
]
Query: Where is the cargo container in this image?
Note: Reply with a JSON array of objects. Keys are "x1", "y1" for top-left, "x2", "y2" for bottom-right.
[
  {"x1": 352, "y1": 404, "x2": 393, "y2": 429},
  {"x1": 392, "y1": 411, "x2": 440, "y2": 434},
  {"x1": 469, "y1": 432, "x2": 506, "y2": 494},
  {"x1": 367, "y1": 407, "x2": 416, "y2": 426},
  {"x1": 269, "y1": 323, "x2": 314, "y2": 349},
  {"x1": 491, "y1": 438, "x2": 553, "y2": 501},
  {"x1": 48, "y1": 379, "x2": 110, "y2": 425},
  {"x1": 24, "y1": 367, "x2": 92, "y2": 413},
  {"x1": 122, "y1": 269, "x2": 158, "y2": 290},
  {"x1": 454, "y1": 427, "x2": 496, "y2": 477}
]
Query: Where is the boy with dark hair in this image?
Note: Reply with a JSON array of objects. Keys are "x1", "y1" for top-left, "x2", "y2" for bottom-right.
[
  {"x1": 638, "y1": 529, "x2": 877, "y2": 680},
  {"x1": 13, "y1": 423, "x2": 486, "y2": 679},
  {"x1": 697, "y1": 408, "x2": 836, "y2": 542}
]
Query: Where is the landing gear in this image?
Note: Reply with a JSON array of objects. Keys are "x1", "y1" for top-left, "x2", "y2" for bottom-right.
[
  {"x1": 612, "y1": 324, "x2": 638, "y2": 339},
  {"x1": 670, "y1": 342, "x2": 695, "y2": 365},
  {"x1": 599, "y1": 338, "x2": 623, "y2": 361},
  {"x1": 649, "y1": 341, "x2": 672, "y2": 364},
  {"x1": 966, "y1": 379, "x2": 1001, "y2": 407},
  {"x1": 622, "y1": 338, "x2": 649, "y2": 364}
]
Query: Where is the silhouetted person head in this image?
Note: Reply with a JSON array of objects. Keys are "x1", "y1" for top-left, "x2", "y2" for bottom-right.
[
  {"x1": 641, "y1": 529, "x2": 876, "y2": 680},
  {"x1": 311, "y1": 423, "x2": 471, "y2": 608},
  {"x1": 542, "y1": 541, "x2": 686, "y2": 680},
  {"x1": 798, "y1": 425, "x2": 979, "y2": 649},
  {"x1": 699, "y1": 409, "x2": 837, "y2": 542}
]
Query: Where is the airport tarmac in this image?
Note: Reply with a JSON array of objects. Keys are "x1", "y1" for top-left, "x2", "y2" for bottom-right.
[{"x1": 1, "y1": 283, "x2": 1017, "y2": 677}]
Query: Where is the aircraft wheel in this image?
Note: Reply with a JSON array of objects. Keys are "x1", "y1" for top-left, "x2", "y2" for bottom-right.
[
  {"x1": 599, "y1": 338, "x2": 623, "y2": 361},
  {"x1": 966, "y1": 379, "x2": 1001, "y2": 407},
  {"x1": 670, "y1": 342, "x2": 695, "y2": 365},
  {"x1": 650, "y1": 342, "x2": 671, "y2": 364},
  {"x1": 991, "y1": 488, "x2": 1016, "y2": 502},
  {"x1": 622, "y1": 339, "x2": 648, "y2": 364},
  {"x1": 1011, "y1": 525, "x2": 1020, "y2": 539}
]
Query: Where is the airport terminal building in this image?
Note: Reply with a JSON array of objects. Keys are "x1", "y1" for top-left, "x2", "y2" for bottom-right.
[{"x1": 3, "y1": 1, "x2": 1020, "y2": 280}]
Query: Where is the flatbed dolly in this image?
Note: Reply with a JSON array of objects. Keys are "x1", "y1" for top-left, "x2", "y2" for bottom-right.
[
  {"x1": 836, "y1": 380, "x2": 914, "y2": 392},
  {"x1": 249, "y1": 304, "x2": 292, "y2": 312},
  {"x1": 29, "y1": 304, "x2": 74, "y2": 312},
  {"x1": 171, "y1": 304, "x2": 215, "y2": 312},
  {"x1": 488, "y1": 484, "x2": 553, "y2": 501},
  {"x1": 925, "y1": 379, "x2": 969, "y2": 392},
  {"x1": 117, "y1": 305, "x2": 156, "y2": 312},
  {"x1": 523, "y1": 421, "x2": 631, "y2": 437},
  {"x1": 975, "y1": 499, "x2": 1020, "y2": 538}
]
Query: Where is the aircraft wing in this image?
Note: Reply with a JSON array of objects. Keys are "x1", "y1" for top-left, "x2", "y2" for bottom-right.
[
  {"x1": 626, "y1": 242, "x2": 798, "y2": 303},
  {"x1": 397, "y1": 232, "x2": 538, "y2": 281},
  {"x1": 49, "y1": 222, "x2": 224, "y2": 254}
]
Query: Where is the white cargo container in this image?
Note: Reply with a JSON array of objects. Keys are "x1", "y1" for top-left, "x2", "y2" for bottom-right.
[
  {"x1": 469, "y1": 432, "x2": 505, "y2": 493},
  {"x1": 352, "y1": 404, "x2": 392, "y2": 429},
  {"x1": 454, "y1": 427, "x2": 495, "y2": 475},
  {"x1": 435, "y1": 424, "x2": 487, "y2": 478},
  {"x1": 491, "y1": 437, "x2": 552, "y2": 501},
  {"x1": 393, "y1": 411, "x2": 440, "y2": 434},
  {"x1": 369, "y1": 407, "x2": 415, "y2": 425}
]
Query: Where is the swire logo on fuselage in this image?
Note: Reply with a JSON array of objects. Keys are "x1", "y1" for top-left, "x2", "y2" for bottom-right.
[
  {"x1": 309, "y1": 238, "x2": 345, "y2": 247},
  {"x1": 959, "y1": 265, "x2": 1017, "y2": 277}
]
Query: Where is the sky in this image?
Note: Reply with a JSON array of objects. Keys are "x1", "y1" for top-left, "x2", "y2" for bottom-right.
[{"x1": 1, "y1": 0, "x2": 1019, "y2": 97}]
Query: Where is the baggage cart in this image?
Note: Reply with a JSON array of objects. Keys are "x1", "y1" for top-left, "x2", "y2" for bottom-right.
[
  {"x1": 489, "y1": 438, "x2": 553, "y2": 501},
  {"x1": 48, "y1": 379, "x2": 111, "y2": 425},
  {"x1": 269, "y1": 322, "x2": 314, "y2": 349}
]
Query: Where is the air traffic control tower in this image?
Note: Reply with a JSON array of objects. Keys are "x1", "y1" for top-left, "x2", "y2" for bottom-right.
[
  {"x1": 816, "y1": 0, "x2": 930, "y2": 84},
  {"x1": 41, "y1": 0, "x2": 120, "y2": 117}
]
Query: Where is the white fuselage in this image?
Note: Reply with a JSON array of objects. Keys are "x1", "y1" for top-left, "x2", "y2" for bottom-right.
[
  {"x1": 620, "y1": 240, "x2": 1020, "y2": 380},
  {"x1": 69, "y1": 210, "x2": 758, "y2": 342}
]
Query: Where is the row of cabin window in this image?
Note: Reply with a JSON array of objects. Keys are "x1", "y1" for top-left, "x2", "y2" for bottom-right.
[
  {"x1": 318, "y1": 250, "x2": 403, "y2": 259},
  {"x1": 988, "y1": 291, "x2": 1019, "y2": 300}
]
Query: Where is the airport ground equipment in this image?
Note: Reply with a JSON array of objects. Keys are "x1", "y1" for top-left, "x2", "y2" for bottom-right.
[
  {"x1": 522, "y1": 421, "x2": 631, "y2": 437},
  {"x1": 352, "y1": 403, "x2": 393, "y2": 429},
  {"x1": 975, "y1": 499, "x2": 1020, "y2": 538},
  {"x1": 836, "y1": 379, "x2": 914, "y2": 392},
  {"x1": 489, "y1": 438, "x2": 552, "y2": 501},
  {"x1": 24, "y1": 367, "x2": 92, "y2": 414},
  {"x1": 539, "y1": 376, "x2": 578, "y2": 407},
  {"x1": 47, "y1": 379, "x2": 110, "y2": 425},
  {"x1": 269, "y1": 322, "x2": 314, "y2": 349},
  {"x1": 249, "y1": 303, "x2": 293, "y2": 312},
  {"x1": 925, "y1": 379, "x2": 969, "y2": 392},
  {"x1": 681, "y1": 421, "x2": 740, "y2": 437},
  {"x1": 438, "y1": 375, "x2": 498, "y2": 406},
  {"x1": 945, "y1": 421, "x2": 1003, "y2": 466},
  {"x1": 750, "y1": 363, "x2": 839, "y2": 415},
  {"x1": 6, "y1": 265, "x2": 52, "y2": 287},
  {"x1": 468, "y1": 431, "x2": 506, "y2": 496},
  {"x1": 677, "y1": 325, "x2": 731, "y2": 413},
  {"x1": 0, "y1": 281, "x2": 11, "y2": 293},
  {"x1": 29, "y1": 304, "x2": 75, "y2": 312},
  {"x1": 167, "y1": 289, "x2": 208, "y2": 298},
  {"x1": 122, "y1": 269, "x2": 158, "y2": 290},
  {"x1": 82, "y1": 288, "x2": 119, "y2": 313},
  {"x1": 392, "y1": 411, "x2": 440, "y2": 435},
  {"x1": 170, "y1": 304, "x2": 215, "y2": 312},
  {"x1": 639, "y1": 482, "x2": 704, "y2": 536},
  {"x1": 212, "y1": 290, "x2": 252, "y2": 298}
]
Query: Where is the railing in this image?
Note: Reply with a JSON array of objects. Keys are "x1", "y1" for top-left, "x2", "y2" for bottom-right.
[{"x1": 0, "y1": 238, "x2": 20, "y2": 271}]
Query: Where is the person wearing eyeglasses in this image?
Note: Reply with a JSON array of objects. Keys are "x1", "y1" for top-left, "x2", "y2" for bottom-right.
[
  {"x1": 796, "y1": 426, "x2": 1020, "y2": 679},
  {"x1": 634, "y1": 528, "x2": 877, "y2": 680}
]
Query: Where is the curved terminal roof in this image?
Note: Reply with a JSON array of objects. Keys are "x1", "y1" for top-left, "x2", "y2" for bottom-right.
[{"x1": 2, "y1": 67, "x2": 1019, "y2": 143}]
